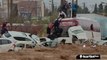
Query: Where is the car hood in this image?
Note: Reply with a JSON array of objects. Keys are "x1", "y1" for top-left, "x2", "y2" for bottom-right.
[{"x1": 74, "y1": 33, "x2": 88, "y2": 40}]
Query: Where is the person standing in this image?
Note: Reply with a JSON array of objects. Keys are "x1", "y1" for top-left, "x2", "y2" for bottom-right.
[
  {"x1": 61, "y1": 1, "x2": 68, "y2": 17},
  {"x1": 72, "y1": 2, "x2": 78, "y2": 17},
  {"x1": 1, "y1": 22, "x2": 8, "y2": 35},
  {"x1": 67, "y1": 3, "x2": 72, "y2": 18}
]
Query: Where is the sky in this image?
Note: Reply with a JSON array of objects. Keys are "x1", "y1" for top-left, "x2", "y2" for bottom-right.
[
  {"x1": 44, "y1": 0, "x2": 107, "y2": 12},
  {"x1": 0, "y1": 0, "x2": 107, "y2": 12}
]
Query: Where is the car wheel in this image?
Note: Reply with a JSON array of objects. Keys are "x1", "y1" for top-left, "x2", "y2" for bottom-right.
[
  {"x1": 8, "y1": 49, "x2": 13, "y2": 52},
  {"x1": 72, "y1": 35, "x2": 79, "y2": 44},
  {"x1": 60, "y1": 39, "x2": 66, "y2": 44},
  {"x1": 103, "y1": 42, "x2": 107, "y2": 46}
]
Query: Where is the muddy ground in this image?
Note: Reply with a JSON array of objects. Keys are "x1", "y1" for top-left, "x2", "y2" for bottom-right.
[{"x1": 0, "y1": 44, "x2": 107, "y2": 60}]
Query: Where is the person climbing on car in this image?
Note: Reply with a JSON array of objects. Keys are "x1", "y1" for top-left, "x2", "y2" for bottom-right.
[
  {"x1": 47, "y1": 14, "x2": 64, "y2": 40},
  {"x1": 52, "y1": 12, "x2": 65, "y2": 38},
  {"x1": 47, "y1": 22, "x2": 54, "y2": 35},
  {"x1": 1, "y1": 22, "x2": 8, "y2": 35},
  {"x1": 47, "y1": 9, "x2": 66, "y2": 40},
  {"x1": 47, "y1": 22, "x2": 55, "y2": 40}
]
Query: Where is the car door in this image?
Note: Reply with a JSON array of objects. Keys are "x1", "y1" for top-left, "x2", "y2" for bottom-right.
[
  {"x1": 68, "y1": 25, "x2": 87, "y2": 40},
  {"x1": 0, "y1": 39, "x2": 12, "y2": 52}
]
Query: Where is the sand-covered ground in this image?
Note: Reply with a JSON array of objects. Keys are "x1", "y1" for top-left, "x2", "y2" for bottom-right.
[{"x1": 0, "y1": 44, "x2": 107, "y2": 60}]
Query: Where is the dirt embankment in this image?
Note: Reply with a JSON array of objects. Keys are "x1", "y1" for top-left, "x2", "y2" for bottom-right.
[{"x1": 0, "y1": 44, "x2": 107, "y2": 60}]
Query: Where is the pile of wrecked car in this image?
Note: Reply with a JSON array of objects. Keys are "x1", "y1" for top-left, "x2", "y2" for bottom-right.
[{"x1": 0, "y1": 17, "x2": 107, "y2": 52}]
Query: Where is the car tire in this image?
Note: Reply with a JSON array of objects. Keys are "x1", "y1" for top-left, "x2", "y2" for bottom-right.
[
  {"x1": 8, "y1": 49, "x2": 13, "y2": 52},
  {"x1": 72, "y1": 35, "x2": 79, "y2": 44},
  {"x1": 60, "y1": 39, "x2": 66, "y2": 44}
]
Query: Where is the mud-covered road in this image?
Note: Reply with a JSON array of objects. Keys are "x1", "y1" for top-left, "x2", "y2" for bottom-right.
[{"x1": 0, "y1": 44, "x2": 107, "y2": 60}]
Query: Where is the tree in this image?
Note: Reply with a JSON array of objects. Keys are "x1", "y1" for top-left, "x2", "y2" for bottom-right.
[
  {"x1": 44, "y1": 7, "x2": 49, "y2": 16},
  {"x1": 104, "y1": 5, "x2": 107, "y2": 16},
  {"x1": 98, "y1": 3, "x2": 103, "y2": 13},
  {"x1": 84, "y1": 7, "x2": 90, "y2": 13},
  {"x1": 93, "y1": 4, "x2": 98, "y2": 13},
  {"x1": 77, "y1": 6, "x2": 83, "y2": 13},
  {"x1": 83, "y1": 7, "x2": 90, "y2": 13},
  {"x1": 82, "y1": 3, "x2": 90, "y2": 13}
]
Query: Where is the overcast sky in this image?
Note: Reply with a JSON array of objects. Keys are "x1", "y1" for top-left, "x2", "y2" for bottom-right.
[
  {"x1": 0, "y1": 0, "x2": 107, "y2": 12},
  {"x1": 44, "y1": 0, "x2": 107, "y2": 12}
]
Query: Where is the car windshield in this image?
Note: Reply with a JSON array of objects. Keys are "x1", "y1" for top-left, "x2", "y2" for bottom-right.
[
  {"x1": 14, "y1": 37, "x2": 31, "y2": 41},
  {"x1": 21, "y1": 33, "x2": 27, "y2": 36},
  {"x1": 72, "y1": 30, "x2": 84, "y2": 34},
  {"x1": 4, "y1": 32, "x2": 11, "y2": 38},
  {"x1": 40, "y1": 38, "x2": 47, "y2": 42},
  {"x1": 29, "y1": 34, "x2": 39, "y2": 41}
]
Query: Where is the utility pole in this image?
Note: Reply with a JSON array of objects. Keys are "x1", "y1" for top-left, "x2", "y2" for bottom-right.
[
  {"x1": 8, "y1": 0, "x2": 13, "y2": 30},
  {"x1": 60, "y1": 0, "x2": 66, "y2": 6},
  {"x1": 8, "y1": 0, "x2": 13, "y2": 19},
  {"x1": 51, "y1": 0, "x2": 54, "y2": 13}
]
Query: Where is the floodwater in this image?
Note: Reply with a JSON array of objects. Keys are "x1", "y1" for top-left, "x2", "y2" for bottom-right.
[{"x1": 78, "y1": 14, "x2": 107, "y2": 37}]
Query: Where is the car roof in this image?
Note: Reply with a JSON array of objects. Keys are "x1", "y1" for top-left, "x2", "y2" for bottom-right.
[
  {"x1": 0, "y1": 38, "x2": 11, "y2": 40},
  {"x1": 8, "y1": 31, "x2": 27, "y2": 37},
  {"x1": 62, "y1": 17, "x2": 98, "y2": 23},
  {"x1": 60, "y1": 17, "x2": 100, "y2": 31},
  {"x1": 0, "y1": 38, "x2": 15, "y2": 42}
]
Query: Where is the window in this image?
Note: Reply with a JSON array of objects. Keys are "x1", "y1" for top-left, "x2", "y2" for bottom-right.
[
  {"x1": 25, "y1": 38, "x2": 32, "y2": 41},
  {"x1": 21, "y1": 33, "x2": 27, "y2": 36},
  {"x1": 40, "y1": 38, "x2": 46, "y2": 42},
  {"x1": 14, "y1": 37, "x2": 31, "y2": 41},
  {"x1": 1, "y1": 40, "x2": 12, "y2": 44},
  {"x1": 0, "y1": 40, "x2": 2, "y2": 45},
  {"x1": 72, "y1": 30, "x2": 84, "y2": 34},
  {"x1": 4, "y1": 33, "x2": 11, "y2": 38}
]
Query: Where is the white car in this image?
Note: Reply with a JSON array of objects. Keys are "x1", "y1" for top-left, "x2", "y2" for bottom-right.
[
  {"x1": 24, "y1": 33, "x2": 40, "y2": 45},
  {"x1": 40, "y1": 37, "x2": 51, "y2": 43},
  {"x1": 41, "y1": 39, "x2": 58, "y2": 47},
  {"x1": 39, "y1": 37, "x2": 61, "y2": 47},
  {"x1": 0, "y1": 38, "x2": 16, "y2": 52},
  {"x1": 53, "y1": 26, "x2": 88, "y2": 44},
  {"x1": 1, "y1": 31, "x2": 35, "y2": 48},
  {"x1": 95, "y1": 39, "x2": 107, "y2": 46}
]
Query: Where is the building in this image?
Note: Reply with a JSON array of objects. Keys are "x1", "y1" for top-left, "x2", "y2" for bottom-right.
[
  {"x1": 1, "y1": 0, "x2": 44, "y2": 20},
  {"x1": 1, "y1": 0, "x2": 8, "y2": 19},
  {"x1": 17, "y1": 0, "x2": 44, "y2": 18},
  {"x1": 18, "y1": 1, "x2": 37, "y2": 19},
  {"x1": 0, "y1": 1, "x2": 4, "y2": 19}
]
